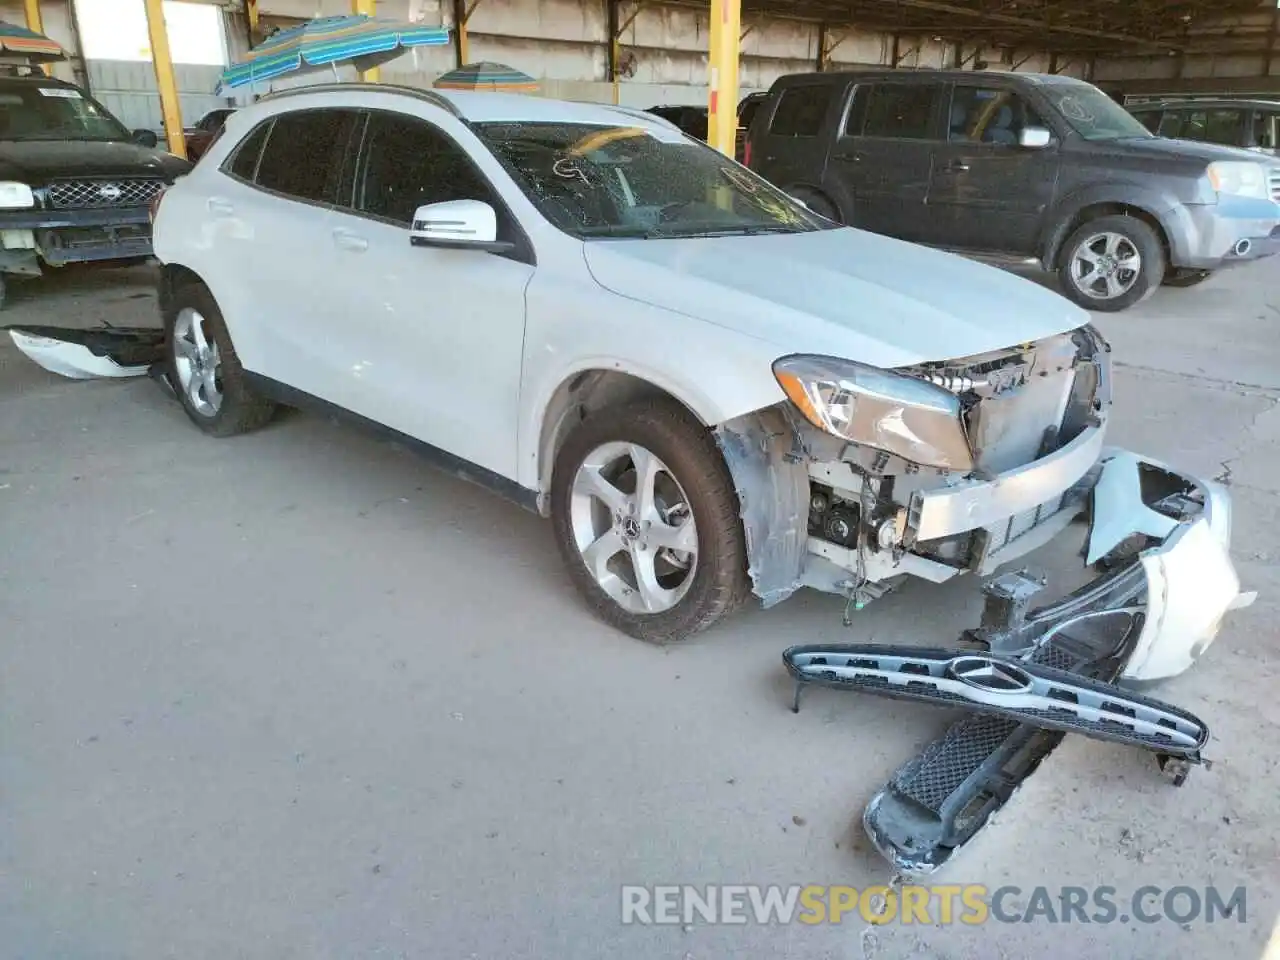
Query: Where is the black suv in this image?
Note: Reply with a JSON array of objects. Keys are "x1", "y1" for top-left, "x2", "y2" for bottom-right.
[
  {"x1": 747, "y1": 69, "x2": 1280, "y2": 311},
  {"x1": 0, "y1": 73, "x2": 192, "y2": 307}
]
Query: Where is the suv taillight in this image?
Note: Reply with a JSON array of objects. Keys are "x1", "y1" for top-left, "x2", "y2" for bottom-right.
[
  {"x1": 148, "y1": 186, "x2": 167, "y2": 225},
  {"x1": 743, "y1": 139, "x2": 752, "y2": 168}
]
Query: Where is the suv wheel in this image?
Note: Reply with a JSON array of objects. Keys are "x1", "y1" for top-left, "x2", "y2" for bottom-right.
[
  {"x1": 164, "y1": 282, "x2": 276, "y2": 436},
  {"x1": 1057, "y1": 215, "x2": 1165, "y2": 312},
  {"x1": 550, "y1": 398, "x2": 750, "y2": 644}
]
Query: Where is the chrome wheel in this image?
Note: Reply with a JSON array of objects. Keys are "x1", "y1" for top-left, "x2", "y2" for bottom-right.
[
  {"x1": 568, "y1": 441, "x2": 698, "y2": 615},
  {"x1": 1069, "y1": 231, "x2": 1142, "y2": 300},
  {"x1": 172, "y1": 306, "x2": 222, "y2": 417}
]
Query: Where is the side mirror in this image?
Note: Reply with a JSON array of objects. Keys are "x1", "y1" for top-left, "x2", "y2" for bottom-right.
[
  {"x1": 133, "y1": 128, "x2": 159, "y2": 148},
  {"x1": 409, "y1": 199, "x2": 512, "y2": 253},
  {"x1": 1019, "y1": 126, "x2": 1052, "y2": 149}
]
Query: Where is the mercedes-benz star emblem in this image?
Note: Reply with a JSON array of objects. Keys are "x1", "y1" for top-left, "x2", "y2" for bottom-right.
[{"x1": 947, "y1": 655, "x2": 1035, "y2": 694}]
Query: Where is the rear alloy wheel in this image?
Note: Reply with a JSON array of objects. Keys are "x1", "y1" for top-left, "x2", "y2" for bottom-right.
[
  {"x1": 1057, "y1": 215, "x2": 1164, "y2": 312},
  {"x1": 551, "y1": 399, "x2": 750, "y2": 643}
]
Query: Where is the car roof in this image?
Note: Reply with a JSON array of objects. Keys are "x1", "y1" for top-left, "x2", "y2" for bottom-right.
[
  {"x1": 770, "y1": 68, "x2": 1090, "y2": 88},
  {"x1": 258, "y1": 83, "x2": 676, "y2": 129}
]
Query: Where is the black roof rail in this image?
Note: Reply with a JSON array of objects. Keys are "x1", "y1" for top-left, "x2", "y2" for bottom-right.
[{"x1": 258, "y1": 82, "x2": 462, "y2": 118}]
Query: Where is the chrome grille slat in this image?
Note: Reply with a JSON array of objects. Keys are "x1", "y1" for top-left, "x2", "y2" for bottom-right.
[
  {"x1": 1269, "y1": 170, "x2": 1280, "y2": 204},
  {"x1": 47, "y1": 178, "x2": 164, "y2": 210}
]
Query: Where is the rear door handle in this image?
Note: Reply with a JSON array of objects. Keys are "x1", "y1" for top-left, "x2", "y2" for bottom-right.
[
  {"x1": 207, "y1": 197, "x2": 234, "y2": 215},
  {"x1": 834, "y1": 151, "x2": 862, "y2": 162},
  {"x1": 332, "y1": 228, "x2": 368, "y2": 252},
  {"x1": 944, "y1": 160, "x2": 970, "y2": 173}
]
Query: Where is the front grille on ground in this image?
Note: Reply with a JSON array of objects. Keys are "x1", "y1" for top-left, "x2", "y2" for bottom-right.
[{"x1": 47, "y1": 179, "x2": 165, "y2": 210}]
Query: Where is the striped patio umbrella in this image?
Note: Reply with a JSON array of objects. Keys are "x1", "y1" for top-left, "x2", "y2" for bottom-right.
[
  {"x1": 218, "y1": 14, "x2": 449, "y2": 91},
  {"x1": 0, "y1": 20, "x2": 68, "y2": 63},
  {"x1": 434, "y1": 62, "x2": 538, "y2": 92}
]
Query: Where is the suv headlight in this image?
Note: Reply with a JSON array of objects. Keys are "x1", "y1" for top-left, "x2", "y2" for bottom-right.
[
  {"x1": 0, "y1": 181, "x2": 34, "y2": 209},
  {"x1": 1206, "y1": 161, "x2": 1271, "y2": 201},
  {"x1": 772, "y1": 354, "x2": 974, "y2": 471}
]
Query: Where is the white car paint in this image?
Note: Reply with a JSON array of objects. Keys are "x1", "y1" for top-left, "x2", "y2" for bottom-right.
[{"x1": 153, "y1": 85, "x2": 1247, "y2": 680}]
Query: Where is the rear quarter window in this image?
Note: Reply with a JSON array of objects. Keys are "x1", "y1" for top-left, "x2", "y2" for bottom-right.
[
  {"x1": 223, "y1": 119, "x2": 271, "y2": 181},
  {"x1": 768, "y1": 84, "x2": 834, "y2": 137}
]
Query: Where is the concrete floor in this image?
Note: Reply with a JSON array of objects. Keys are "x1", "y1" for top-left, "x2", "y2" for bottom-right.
[{"x1": 1, "y1": 261, "x2": 1278, "y2": 959}]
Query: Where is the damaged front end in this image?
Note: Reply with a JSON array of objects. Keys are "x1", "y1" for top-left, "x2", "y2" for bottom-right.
[
  {"x1": 714, "y1": 323, "x2": 1246, "y2": 685},
  {"x1": 716, "y1": 324, "x2": 1251, "y2": 875}
]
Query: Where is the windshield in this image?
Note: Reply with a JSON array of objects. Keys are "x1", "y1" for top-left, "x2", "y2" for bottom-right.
[
  {"x1": 0, "y1": 84, "x2": 130, "y2": 142},
  {"x1": 473, "y1": 121, "x2": 832, "y2": 240},
  {"x1": 1046, "y1": 83, "x2": 1153, "y2": 142}
]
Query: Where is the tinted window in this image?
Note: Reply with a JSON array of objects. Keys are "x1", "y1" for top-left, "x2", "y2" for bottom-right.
[
  {"x1": 738, "y1": 97, "x2": 763, "y2": 131},
  {"x1": 857, "y1": 83, "x2": 941, "y2": 140},
  {"x1": 946, "y1": 86, "x2": 1047, "y2": 144},
  {"x1": 769, "y1": 85, "x2": 833, "y2": 137},
  {"x1": 1131, "y1": 109, "x2": 1161, "y2": 133},
  {"x1": 356, "y1": 112, "x2": 493, "y2": 226},
  {"x1": 1255, "y1": 111, "x2": 1278, "y2": 150},
  {"x1": 255, "y1": 109, "x2": 359, "y2": 205},
  {"x1": 1157, "y1": 110, "x2": 1183, "y2": 138},
  {"x1": 1204, "y1": 108, "x2": 1245, "y2": 146},
  {"x1": 226, "y1": 120, "x2": 270, "y2": 181}
]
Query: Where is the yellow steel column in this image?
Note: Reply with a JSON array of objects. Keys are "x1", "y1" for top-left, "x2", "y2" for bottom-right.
[
  {"x1": 354, "y1": 0, "x2": 380, "y2": 81},
  {"x1": 23, "y1": 0, "x2": 50, "y2": 76},
  {"x1": 706, "y1": 0, "x2": 741, "y2": 157},
  {"x1": 142, "y1": 0, "x2": 186, "y2": 159}
]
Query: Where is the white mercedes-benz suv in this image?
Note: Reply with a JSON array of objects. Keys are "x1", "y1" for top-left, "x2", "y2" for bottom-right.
[{"x1": 152, "y1": 83, "x2": 1243, "y2": 683}]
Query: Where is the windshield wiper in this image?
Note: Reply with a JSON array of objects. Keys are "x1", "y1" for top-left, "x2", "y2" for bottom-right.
[{"x1": 679, "y1": 224, "x2": 806, "y2": 237}]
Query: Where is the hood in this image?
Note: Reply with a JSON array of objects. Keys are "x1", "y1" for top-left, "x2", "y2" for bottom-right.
[
  {"x1": 0, "y1": 139, "x2": 191, "y2": 184},
  {"x1": 1100, "y1": 135, "x2": 1276, "y2": 165},
  {"x1": 582, "y1": 228, "x2": 1088, "y2": 368}
]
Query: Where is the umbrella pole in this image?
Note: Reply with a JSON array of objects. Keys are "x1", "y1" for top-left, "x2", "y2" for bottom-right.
[
  {"x1": 22, "y1": 0, "x2": 51, "y2": 76},
  {"x1": 352, "y1": 0, "x2": 381, "y2": 81}
]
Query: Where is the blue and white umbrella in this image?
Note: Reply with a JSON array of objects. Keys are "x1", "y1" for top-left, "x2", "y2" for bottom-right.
[{"x1": 218, "y1": 14, "x2": 449, "y2": 92}]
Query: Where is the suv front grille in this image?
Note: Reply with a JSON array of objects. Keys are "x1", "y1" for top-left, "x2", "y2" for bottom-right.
[{"x1": 47, "y1": 178, "x2": 165, "y2": 210}]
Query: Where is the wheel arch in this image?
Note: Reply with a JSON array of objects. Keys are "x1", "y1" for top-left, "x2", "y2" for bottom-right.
[
  {"x1": 1042, "y1": 193, "x2": 1175, "y2": 270},
  {"x1": 534, "y1": 368, "x2": 720, "y2": 512},
  {"x1": 157, "y1": 262, "x2": 206, "y2": 315}
]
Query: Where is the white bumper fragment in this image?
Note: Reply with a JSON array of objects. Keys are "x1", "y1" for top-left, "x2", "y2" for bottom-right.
[
  {"x1": 1089, "y1": 450, "x2": 1253, "y2": 684},
  {"x1": 8, "y1": 329, "x2": 151, "y2": 379}
]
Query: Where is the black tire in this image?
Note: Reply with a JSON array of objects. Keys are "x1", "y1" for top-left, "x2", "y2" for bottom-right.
[
  {"x1": 787, "y1": 186, "x2": 841, "y2": 223},
  {"x1": 163, "y1": 281, "x2": 276, "y2": 437},
  {"x1": 1056, "y1": 214, "x2": 1165, "y2": 312},
  {"x1": 1162, "y1": 268, "x2": 1213, "y2": 288},
  {"x1": 550, "y1": 398, "x2": 751, "y2": 644}
]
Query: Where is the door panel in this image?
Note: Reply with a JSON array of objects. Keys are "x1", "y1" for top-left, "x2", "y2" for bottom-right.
[
  {"x1": 828, "y1": 81, "x2": 944, "y2": 243},
  {"x1": 322, "y1": 110, "x2": 533, "y2": 480},
  {"x1": 926, "y1": 84, "x2": 1060, "y2": 255}
]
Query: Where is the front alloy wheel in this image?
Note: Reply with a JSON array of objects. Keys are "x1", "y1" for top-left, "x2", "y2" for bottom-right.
[
  {"x1": 550, "y1": 399, "x2": 750, "y2": 643},
  {"x1": 1056, "y1": 214, "x2": 1164, "y2": 312},
  {"x1": 1069, "y1": 231, "x2": 1141, "y2": 302},
  {"x1": 569, "y1": 442, "x2": 698, "y2": 614}
]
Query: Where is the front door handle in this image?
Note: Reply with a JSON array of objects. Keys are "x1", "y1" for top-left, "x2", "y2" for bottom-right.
[
  {"x1": 332, "y1": 228, "x2": 368, "y2": 252},
  {"x1": 944, "y1": 160, "x2": 971, "y2": 173},
  {"x1": 834, "y1": 151, "x2": 862, "y2": 162},
  {"x1": 207, "y1": 197, "x2": 234, "y2": 216}
]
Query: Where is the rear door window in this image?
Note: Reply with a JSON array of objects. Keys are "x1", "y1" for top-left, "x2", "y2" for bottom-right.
[
  {"x1": 854, "y1": 83, "x2": 942, "y2": 140},
  {"x1": 1156, "y1": 110, "x2": 1184, "y2": 138},
  {"x1": 225, "y1": 119, "x2": 270, "y2": 181},
  {"x1": 253, "y1": 108, "x2": 361, "y2": 206},
  {"x1": 768, "y1": 84, "x2": 834, "y2": 137}
]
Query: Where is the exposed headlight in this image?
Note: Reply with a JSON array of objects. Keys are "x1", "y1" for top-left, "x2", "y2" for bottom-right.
[
  {"x1": 772, "y1": 354, "x2": 974, "y2": 471},
  {"x1": 1206, "y1": 161, "x2": 1271, "y2": 201},
  {"x1": 0, "y1": 181, "x2": 34, "y2": 209}
]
